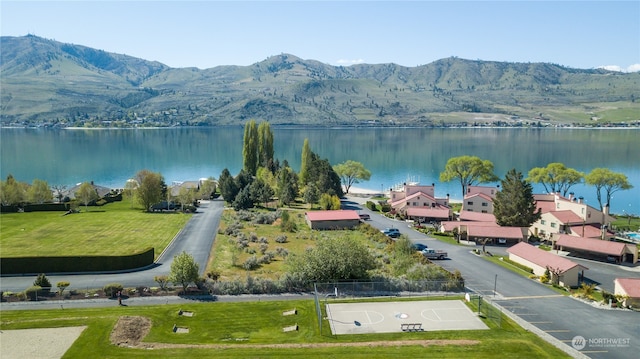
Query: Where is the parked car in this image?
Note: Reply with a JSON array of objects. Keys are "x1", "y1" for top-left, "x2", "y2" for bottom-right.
[
  {"x1": 382, "y1": 228, "x2": 401, "y2": 238},
  {"x1": 421, "y1": 248, "x2": 448, "y2": 260},
  {"x1": 412, "y1": 243, "x2": 428, "y2": 251},
  {"x1": 359, "y1": 213, "x2": 371, "y2": 221}
]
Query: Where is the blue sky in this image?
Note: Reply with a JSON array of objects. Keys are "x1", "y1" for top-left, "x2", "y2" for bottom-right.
[{"x1": 2, "y1": 1, "x2": 639, "y2": 71}]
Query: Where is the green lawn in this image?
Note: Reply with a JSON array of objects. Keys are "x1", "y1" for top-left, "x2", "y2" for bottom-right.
[
  {"x1": 0, "y1": 297, "x2": 570, "y2": 358},
  {"x1": 0, "y1": 201, "x2": 191, "y2": 259}
]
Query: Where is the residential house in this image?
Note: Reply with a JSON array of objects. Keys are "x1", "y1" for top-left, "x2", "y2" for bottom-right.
[
  {"x1": 388, "y1": 183, "x2": 451, "y2": 222},
  {"x1": 305, "y1": 210, "x2": 361, "y2": 230},
  {"x1": 462, "y1": 185, "x2": 499, "y2": 213},
  {"x1": 507, "y1": 242, "x2": 588, "y2": 288},
  {"x1": 529, "y1": 193, "x2": 615, "y2": 241},
  {"x1": 614, "y1": 278, "x2": 640, "y2": 308},
  {"x1": 64, "y1": 181, "x2": 113, "y2": 201}
]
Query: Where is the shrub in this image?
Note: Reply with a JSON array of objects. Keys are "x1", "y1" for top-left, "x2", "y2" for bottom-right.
[
  {"x1": 206, "y1": 270, "x2": 221, "y2": 281},
  {"x1": 56, "y1": 281, "x2": 70, "y2": 295},
  {"x1": 33, "y1": 273, "x2": 52, "y2": 292},
  {"x1": 275, "y1": 246, "x2": 289, "y2": 258},
  {"x1": 237, "y1": 210, "x2": 255, "y2": 221},
  {"x1": 103, "y1": 283, "x2": 124, "y2": 298},
  {"x1": 259, "y1": 243, "x2": 269, "y2": 254},
  {"x1": 253, "y1": 212, "x2": 278, "y2": 224},
  {"x1": 366, "y1": 201, "x2": 377, "y2": 211},
  {"x1": 275, "y1": 235, "x2": 287, "y2": 243},
  {"x1": 154, "y1": 275, "x2": 169, "y2": 290},
  {"x1": 243, "y1": 255, "x2": 260, "y2": 270},
  {"x1": 24, "y1": 286, "x2": 42, "y2": 301}
]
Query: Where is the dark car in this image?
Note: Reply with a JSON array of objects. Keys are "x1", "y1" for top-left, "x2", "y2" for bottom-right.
[
  {"x1": 359, "y1": 213, "x2": 371, "y2": 221},
  {"x1": 412, "y1": 243, "x2": 428, "y2": 251},
  {"x1": 382, "y1": 228, "x2": 401, "y2": 238}
]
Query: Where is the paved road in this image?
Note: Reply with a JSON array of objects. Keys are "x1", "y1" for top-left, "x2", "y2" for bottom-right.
[{"x1": 0, "y1": 199, "x2": 224, "y2": 292}]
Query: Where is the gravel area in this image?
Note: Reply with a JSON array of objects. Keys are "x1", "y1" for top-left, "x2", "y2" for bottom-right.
[{"x1": 0, "y1": 326, "x2": 86, "y2": 359}]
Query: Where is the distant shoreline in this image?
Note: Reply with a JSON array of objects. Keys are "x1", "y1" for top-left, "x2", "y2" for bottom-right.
[{"x1": 2, "y1": 125, "x2": 639, "y2": 130}]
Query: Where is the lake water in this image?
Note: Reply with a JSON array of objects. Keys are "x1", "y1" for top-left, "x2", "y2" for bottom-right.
[{"x1": 1, "y1": 127, "x2": 638, "y2": 214}]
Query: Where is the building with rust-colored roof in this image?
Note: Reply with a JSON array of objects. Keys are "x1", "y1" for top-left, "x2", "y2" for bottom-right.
[
  {"x1": 554, "y1": 235, "x2": 638, "y2": 264},
  {"x1": 507, "y1": 242, "x2": 587, "y2": 287},
  {"x1": 388, "y1": 183, "x2": 452, "y2": 222},
  {"x1": 305, "y1": 210, "x2": 360, "y2": 230},
  {"x1": 614, "y1": 278, "x2": 640, "y2": 308},
  {"x1": 530, "y1": 193, "x2": 615, "y2": 241}
]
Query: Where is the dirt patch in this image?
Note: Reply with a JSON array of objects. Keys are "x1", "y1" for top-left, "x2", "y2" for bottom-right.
[
  {"x1": 110, "y1": 316, "x2": 152, "y2": 347},
  {"x1": 108, "y1": 316, "x2": 479, "y2": 350}
]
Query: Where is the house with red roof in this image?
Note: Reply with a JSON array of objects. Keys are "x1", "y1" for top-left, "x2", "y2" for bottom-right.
[
  {"x1": 462, "y1": 186, "x2": 499, "y2": 214},
  {"x1": 388, "y1": 183, "x2": 451, "y2": 222},
  {"x1": 305, "y1": 210, "x2": 361, "y2": 230},
  {"x1": 507, "y1": 242, "x2": 588, "y2": 287},
  {"x1": 529, "y1": 193, "x2": 615, "y2": 241},
  {"x1": 614, "y1": 278, "x2": 640, "y2": 308},
  {"x1": 554, "y1": 235, "x2": 638, "y2": 264},
  {"x1": 439, "y1": 220, "x2": 525, "y2": 245}
]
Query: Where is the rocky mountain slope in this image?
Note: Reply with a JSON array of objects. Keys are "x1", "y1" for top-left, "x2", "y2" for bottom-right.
[{"x1": 1, "y1": 35, "x2": 638, "y2": 127}]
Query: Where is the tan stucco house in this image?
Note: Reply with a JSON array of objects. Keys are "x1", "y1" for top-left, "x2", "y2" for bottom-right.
[{"x1": 614, "y1": 278, "x2": 640, "y2": 308}]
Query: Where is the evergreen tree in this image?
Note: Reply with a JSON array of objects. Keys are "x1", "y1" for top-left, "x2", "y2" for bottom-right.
[
  {"x1": 232, "y1": 186, "x2": 253, "y2": 211},
  {"x1": 277, "y1": 167, "x2": 298, "y2": 206},
  {"x1": 242, "y1": 120, "x2": 259, "y2": 175},
  {"x1": 218, "y1": 168, "x2": 239, "y2": 204},
  {"x1": 493, "y1": 169, "x2": 541, "y2": 227}
]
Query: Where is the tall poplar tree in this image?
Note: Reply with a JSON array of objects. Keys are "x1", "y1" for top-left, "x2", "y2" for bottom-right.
[
  {"x1": 242, "y1": 120, "x2": 259, "y2": 175},
  {"x1": 258, "y1": 121, "x2": 274, "y2": 169},
  {"x1": 299, "y1": 138, "x2": 312, "y2": 185},
  {"x1": 493, "y1": 169, "x2": 541, "y2": 227}
]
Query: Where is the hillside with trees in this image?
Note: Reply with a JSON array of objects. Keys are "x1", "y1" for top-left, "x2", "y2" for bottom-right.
[{"x1": 2, "y1": 35, "x2": 639, "y2": 128}]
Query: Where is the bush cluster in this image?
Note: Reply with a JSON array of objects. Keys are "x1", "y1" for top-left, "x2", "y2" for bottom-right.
[{"x1": 103, "y1": 283, "x2": 124, "y2": 298}]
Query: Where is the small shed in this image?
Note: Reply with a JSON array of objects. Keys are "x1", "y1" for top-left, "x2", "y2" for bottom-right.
[
  {"x1": 507, "y1": 242, "x2": 587, "y2": 288},
  {"x1": 305, "y1": 210, "x2": 360, "y2": 230},
  {"x1": 614, "y1": 278, "x2": 640, "y2": 308}
]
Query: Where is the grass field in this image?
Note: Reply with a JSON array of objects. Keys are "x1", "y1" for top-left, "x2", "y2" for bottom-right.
[
  {"x1": 0, "y1": 297, "x2": 571, "y2": 358},
  {"x1": 0, "y1": 200, "x2": 191, "y2": 258}
]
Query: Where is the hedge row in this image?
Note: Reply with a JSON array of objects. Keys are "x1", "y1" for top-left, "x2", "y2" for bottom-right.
[
  {"x1": 503, "y1": 257, "x2": 534, "y2": 273},
  {"x1": 0, "y1": 247, "x2": 154, "y2": 275}
]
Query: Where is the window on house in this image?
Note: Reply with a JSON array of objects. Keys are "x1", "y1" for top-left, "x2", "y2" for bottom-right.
[
  {"x1": 482, "y1": 210, "x2": 488, "y2": 213},
  {"x1": 551, "y1": 223, "x2": 557, "y2": 228},
  {"x1": 482, "y1": 202, "x2": 488, "y2": 207},
  {"x1": 467, "y1": 201, "x2": 473, "y2": 205},
  {"x1": 581, "y1": 208, "x2": 585, "y2": 214},
  {"x1": 541, "y1": 220, "x2": 546, "y2": 225}
]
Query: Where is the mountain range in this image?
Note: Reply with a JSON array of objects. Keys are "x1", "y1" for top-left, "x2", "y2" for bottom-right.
[{"x1": 1, "y1": 35, "x2": 638, "y2": 127}]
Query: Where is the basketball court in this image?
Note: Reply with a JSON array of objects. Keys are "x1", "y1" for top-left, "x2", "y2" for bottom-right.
[{"x1": 325, "y1": 300, "x2": 488, "y2": 335}]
